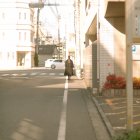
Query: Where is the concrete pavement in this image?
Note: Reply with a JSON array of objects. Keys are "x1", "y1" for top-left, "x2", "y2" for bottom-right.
[
  {"x1": 92, "y1": 94, "x2": 140, "y2": 138},
  {"x1": 71, "y1": 76, "x2": 140, "y2": 139},
  {"x1": 1, "y1": 67, "x2": 140, "y2": 139},
  {"x1": 69, "y1": 76, "x2": 111, "y2": 140},
  {"x1": 0, "y1": 68, "x2": 111, "y2": 140}
]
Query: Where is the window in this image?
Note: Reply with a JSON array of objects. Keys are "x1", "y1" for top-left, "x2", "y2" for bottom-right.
[
  {"x1": 24, "y1": 32, "x2": 26, "y2": 40},
  {"x1": 12, "y1": 52, "x2": 14, "y2": 59},
  {"x1": 2, "y1": 12, "x2": 5, "y2": 19},
  {"x1": 19, "y1": 32, "x2": 21, "y2": 40},
  {"x1": 30, "y1": 31, "x2": 34, "y2": 42},
  {"x1": 2, "y1": 32, "x2": 5, "y2": 40},
  {"x1": 24, "y1": 13, "x2": 26, "y2": 20},
  {"x1": 19, "y1": 12, "x2": 21, "y2": 20},
  {"x1": 85, "y1": 0, "x2": 88, "y2": 9},
  {"x1": 30, "y1": 14, "x2": 33, "y2": 22},
  {"x1": 54, "y1": 60, "x2": 62, "y2": 62},
  {"x1": 7, "y1": 52, "x2": 10, "y2": 59},
  {"x1": 0, "y1": 52, "x2": 2, "y2": 60}
]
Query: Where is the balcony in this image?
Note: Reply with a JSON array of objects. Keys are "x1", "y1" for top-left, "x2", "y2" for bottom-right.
[{"x1": 105, "y1": 1, "x2": 125, "y2": 18}]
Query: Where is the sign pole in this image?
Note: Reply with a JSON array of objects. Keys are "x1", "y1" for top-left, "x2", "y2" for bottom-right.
[
  {"x1": 126, "y1": 0, "x2": 140, "y2": 131},
  {"x1": 125, "y1": 0, "x2": 133, "y2": 131}
]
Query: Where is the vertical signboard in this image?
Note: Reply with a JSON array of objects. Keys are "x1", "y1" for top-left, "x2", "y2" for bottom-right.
[{"x1": 133, "y1": 0, "x2": 140, "y2": 43}]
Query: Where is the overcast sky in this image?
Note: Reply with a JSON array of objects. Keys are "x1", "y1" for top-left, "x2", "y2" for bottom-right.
[{"x1": 38, "y1": 0, "x2": 74, "y2": 40}]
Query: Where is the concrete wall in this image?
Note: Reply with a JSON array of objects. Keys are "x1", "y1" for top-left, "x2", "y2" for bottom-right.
[
  {"x1": 99, "y1": 16, "x2": 126, "y2": 87},
  {"x1": 84, "y1": 44, "x2": 93, "y2": 88},
  {"x1": 83, "y1": 0, "x2": 127, "y2": 91},
  {"x1": 98, "y1": 1, "x2": 126, "y2": 90}
]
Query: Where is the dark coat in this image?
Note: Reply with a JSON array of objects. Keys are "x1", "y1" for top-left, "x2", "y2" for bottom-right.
[{"x1": 64, "y1": 59, "x2": 74, "y2": 76}]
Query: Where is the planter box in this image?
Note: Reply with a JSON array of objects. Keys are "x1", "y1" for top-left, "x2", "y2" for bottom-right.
[
  {"x1": 103, "y1": 89, "x2": 140, "y2": 97},
  {"x1": 134, "y1": 89, "x2": 140, "y2": 96},
  {"x1": 103, "y1": 89, "x2": 126, "y2": 97}
]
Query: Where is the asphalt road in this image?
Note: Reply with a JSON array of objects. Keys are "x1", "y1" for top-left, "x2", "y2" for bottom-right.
[{"x1": 0, "y1": 69, "x2": 100, "y2": 140}]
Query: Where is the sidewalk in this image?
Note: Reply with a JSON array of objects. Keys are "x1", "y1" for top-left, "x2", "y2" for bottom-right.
[
  {"x1": 91, "y1": 94, "x2": 140, "y2": 138},
  {"x1": 70, "y1": 77, "x2": 111, "y2": 140},
  {"x1": 76, "y1": 75, "x2": 140, "y2": 138}
]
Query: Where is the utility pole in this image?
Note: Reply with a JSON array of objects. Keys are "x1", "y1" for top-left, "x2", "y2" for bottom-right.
[
  {"x1": 34, "y1": 7, "x2": 40, "y2": 66},
  {"x1": 74, "y1": 0, "x2": 81, "y2": 78},
  {"x1": 55, "y1": 5, "x2": 61, "y2": 60},
  {"x1": 29, "y1": 2, "x2": 44, "y2": 67},
  {"x1": 57, "y1": 15, "x2": 61, "y2": 59}
]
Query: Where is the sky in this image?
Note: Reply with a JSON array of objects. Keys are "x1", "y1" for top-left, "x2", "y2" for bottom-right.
[{"x1": 33, "y1": 0, "x2": 75, "y2": 41}]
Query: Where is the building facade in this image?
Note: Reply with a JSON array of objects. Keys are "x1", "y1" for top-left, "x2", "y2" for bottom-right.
[
  {"x1": 0, "y1": 0, "x2": 35, "y2": 69},
  {"x1": 81, "y1": 0, "x2": 140, "y2": 93}
]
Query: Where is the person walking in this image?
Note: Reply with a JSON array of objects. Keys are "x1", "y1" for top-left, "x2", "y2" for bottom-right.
[{"x1": 64, "y1": 56, "x2": 74, "y2": 80}]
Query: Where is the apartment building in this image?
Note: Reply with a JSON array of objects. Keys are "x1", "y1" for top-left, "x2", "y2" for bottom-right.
[
  {"x1": 0, "y1": 0, "x2": 35, "y2": 69},
  {"x1": 81, "y1": 0, "x2": 140, "y2": 93}
]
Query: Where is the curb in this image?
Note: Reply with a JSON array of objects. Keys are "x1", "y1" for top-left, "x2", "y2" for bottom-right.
[
  {"x1": 91, "y1": 95, "x2": 115, "y2": 138},
  {"x1": 80, "y1": 79, "x2": 115, "y2": 138}
]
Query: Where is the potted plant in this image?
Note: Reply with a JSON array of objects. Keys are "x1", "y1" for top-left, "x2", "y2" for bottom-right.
[{"x1": 102, "y1": 74, "x2": 126, "y2": 96}]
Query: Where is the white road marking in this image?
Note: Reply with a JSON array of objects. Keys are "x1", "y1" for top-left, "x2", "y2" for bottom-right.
[
  {"x1": 21, "y1": 73, "x2": 27, "y2": 76},
  {"x1": 12, "y1": 74, "x2": 18, "y2": 76},
  {"x1": 2, "y1": 74, "x2": 9, "y2": 76},
  {"x1": 30, "y1": 72, "x2": 37, "y2": 76},
  {"x1": 40, "y1": 73, "x2": 46, "y2": 75},
  {"x1": 0, "y1": 72, "x2": 64, "y2": 78},
  {"x1": 57, "y1": 76, "x2": 68, "y2": 140},
  {"x1": 59, "y1": 73, "x2": 64, "y2": 76},
  {"x1": 136, "y1": 100, "x2": 140, "y2": 104},
  {"x1": 50, "y1": 73, "x2": 55, "y2": 76}
]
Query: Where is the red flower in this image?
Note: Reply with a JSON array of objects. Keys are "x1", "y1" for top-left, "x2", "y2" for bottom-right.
[{"x1": 103, "y1": 74, "x2": 126, "y2": 89}]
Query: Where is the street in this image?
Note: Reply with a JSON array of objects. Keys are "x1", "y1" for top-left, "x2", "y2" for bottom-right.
[{"x1": 0, "y1": 68, "x2": 110, "y2": 140}]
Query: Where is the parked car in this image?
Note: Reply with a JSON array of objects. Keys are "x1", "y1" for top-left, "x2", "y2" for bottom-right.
[{"x1": 45, "y1": 59, "x2": 65, "y2": 69}]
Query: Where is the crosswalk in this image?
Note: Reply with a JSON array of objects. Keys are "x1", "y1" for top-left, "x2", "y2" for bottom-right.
[{"x1": 0, "y1": 72, "x2": 64, "y2": 79}]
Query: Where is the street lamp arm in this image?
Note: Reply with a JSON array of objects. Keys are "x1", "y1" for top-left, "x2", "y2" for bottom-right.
[
  {"x1": 44, "y1": 3, "x2": 74, "y2": 6},
  {"x1": 29, "y1": 3, "x2": 73, "y2": 8},
  {"x1": 29, "y1": 3, "x2": 44, "y2": 8}
]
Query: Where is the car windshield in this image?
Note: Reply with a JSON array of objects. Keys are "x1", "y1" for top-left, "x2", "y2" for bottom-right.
[{"x1": 53, "y1": 60, "x2": 63, "y2": 62}]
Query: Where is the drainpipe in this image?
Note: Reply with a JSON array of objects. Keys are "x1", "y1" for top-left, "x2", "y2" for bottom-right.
[
  {"x1": 97, "y1": 0, "x2": 100, "y2": 94},
  {"x1": 74, "y1": 0, "x2": 81, "y2": 79}
]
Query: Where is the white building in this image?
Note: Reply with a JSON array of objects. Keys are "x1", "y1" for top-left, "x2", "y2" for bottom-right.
[
  {"x1": 0, "y1": 0, "x2": 35, "y2": 69},
  {"x1": 80, "y1": 0, "x2": 140, "y2": 93}
]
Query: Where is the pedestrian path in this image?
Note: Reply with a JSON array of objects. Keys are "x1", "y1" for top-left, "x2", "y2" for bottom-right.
[{"x1": 68, "y1": 77, "x2": 111, "y2": 140}]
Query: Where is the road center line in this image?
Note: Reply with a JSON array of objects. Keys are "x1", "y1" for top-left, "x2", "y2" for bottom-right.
[{"x1": 57, "y1": 77, "x2": 68, "y2": 140}]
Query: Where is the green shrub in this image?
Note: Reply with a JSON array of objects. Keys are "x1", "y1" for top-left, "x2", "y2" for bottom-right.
[
  {"x1": 113, "y1": 130, "x2": 140, "y2": 140},
  {"x1": 34, "y1": 52, "x2": 39, "y2": 67}
]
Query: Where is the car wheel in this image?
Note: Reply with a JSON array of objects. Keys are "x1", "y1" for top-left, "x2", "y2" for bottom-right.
[{"x1": 51, "y1": 64, "x2": 56, "y2": 69}]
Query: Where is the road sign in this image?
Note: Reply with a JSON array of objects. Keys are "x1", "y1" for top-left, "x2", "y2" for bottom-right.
[{"x1": 132, "y1": 45, "x2": 136, "y2": 52}]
